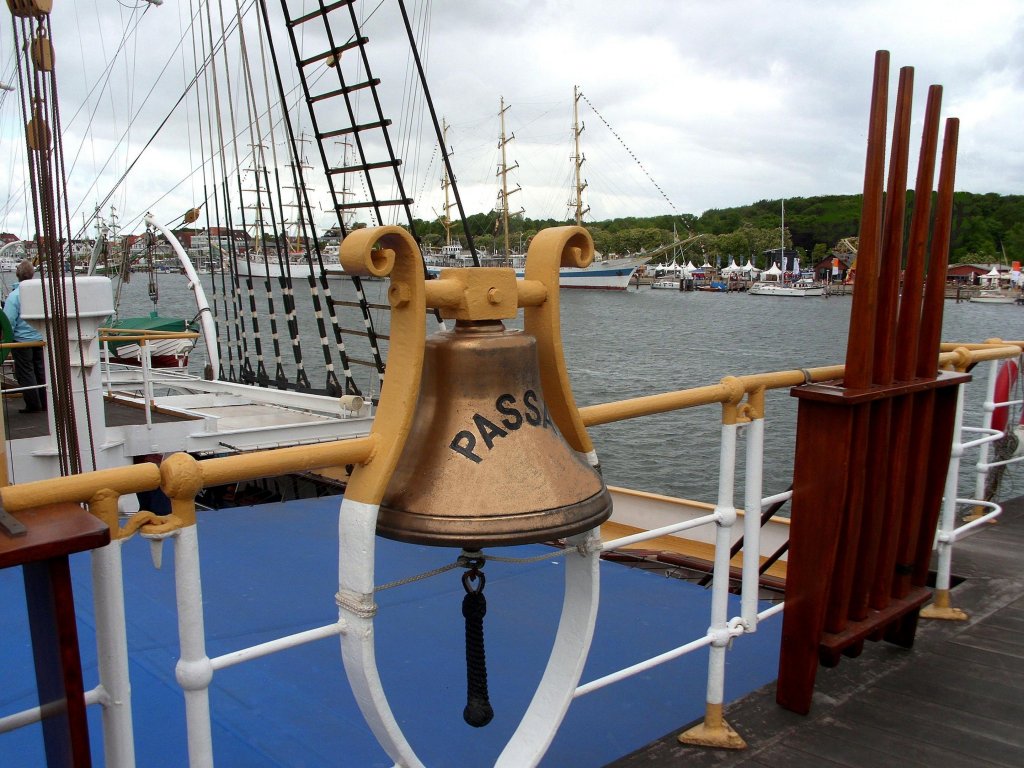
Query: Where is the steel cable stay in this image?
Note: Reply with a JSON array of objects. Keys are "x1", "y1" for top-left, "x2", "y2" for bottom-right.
[{"x1": 234, "y1": 0, "x2": 291, "y2": 386}]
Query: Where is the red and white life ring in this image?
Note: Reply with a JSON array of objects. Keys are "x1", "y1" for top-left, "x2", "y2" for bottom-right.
[{"x1": 992, "y1": 358, "x2": 1023, "y2": 434}]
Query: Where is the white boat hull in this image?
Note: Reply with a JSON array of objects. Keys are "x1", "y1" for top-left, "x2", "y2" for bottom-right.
[
  {"x1": 556, "y1": 262, "x2": 638, "y2": 290},
  {"x1": 969, "y1": 291, "x2": 1017, "y2": 304},
  {"x1": 235, "y1": 254, "x2": 642, "y2": 289},
  {"x1": 426, "y1": 260, "x2": 639, "y2": 290},
  {"x1": 108, "y1": 336, "x2": 197, "y2": 368},
  {"x1": 748, "y1": 283, "x2": 825, "y2": 297},
  {"x1": 234, "y1": 255, "x2": 340, "y2": 279}
]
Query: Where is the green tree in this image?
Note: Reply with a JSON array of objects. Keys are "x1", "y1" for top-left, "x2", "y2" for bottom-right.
[
  {"x1": 1000, "y1": 222, "x2": 1024, "y2": 264},
  {"x1": 810, "y1": 243, "x2": 829, "y2": 266}
]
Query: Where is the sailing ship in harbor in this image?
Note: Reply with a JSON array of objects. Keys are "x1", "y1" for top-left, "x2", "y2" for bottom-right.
[
  {"x1": 1, "y1": 3, "x2": 1022, "y2": 768},
  {"x1": 232, "y1": 138, "x2": 347, "y2": 280},
  {"x1": 425, "y1": 88, "x2": 644, "y2": 290}
]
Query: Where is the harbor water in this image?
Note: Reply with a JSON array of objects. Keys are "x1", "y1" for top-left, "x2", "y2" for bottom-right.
[{"x1": 117, "y1": 272, "x2": 1023, "y2": 504}]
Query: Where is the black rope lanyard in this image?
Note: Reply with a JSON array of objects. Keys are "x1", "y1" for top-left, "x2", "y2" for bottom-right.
[{"x1": 460, "y1": 553, "x2": 493, "y2": 728}]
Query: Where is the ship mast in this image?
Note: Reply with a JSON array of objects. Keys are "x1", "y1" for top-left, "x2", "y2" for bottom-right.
[
  {"x1": 282, "y1": 133, "x2": 315, "y2": 255},
  {"x1": 781, "y1": 198, "x2": 786, "y2": 269},
  {"x1": 440, "y1": 118, "x2": 454, "y2": 249},
  {"x1": 333, "y1": 139, "x2": 355, "y2": 231},
  {"x1": 570, "y1": 85, "x2": 590, "y2": 225},
  {"x1": 496, "y1": 96, "x2": 522, "y2": 261}
]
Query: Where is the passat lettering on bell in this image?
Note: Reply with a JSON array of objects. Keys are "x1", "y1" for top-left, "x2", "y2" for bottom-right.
[{"x1": 449, "y1": 389, "x2": 556, "y2": 463}]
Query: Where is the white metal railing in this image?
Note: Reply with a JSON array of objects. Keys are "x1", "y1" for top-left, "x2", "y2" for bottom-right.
[
  {"x1": 116, "y1": 413, "x2": 782, "y2": 764},
  {"x1": 926, "y1": 355, "x2": 1023, "y2": 614},
  {"x1": 0, "y1": 340, "x2": 48, "y2": 411},
  {"x1": 100, "y1": 332, "x2": 190, "y2": 427},
  {"x1": 0, "y1": 381, "x2": 47, "y2": 400},
  {"x1": 579, "y1": 353, "x2": 1022, "y2": 745},
  {"x1": 571, "y1": 410, "x2": 781, "y2": 747}
]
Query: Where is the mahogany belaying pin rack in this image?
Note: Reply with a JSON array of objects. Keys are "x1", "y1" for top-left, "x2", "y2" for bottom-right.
[{"x1": 777, "y1": 51, "x2": 966, "y2": 715}]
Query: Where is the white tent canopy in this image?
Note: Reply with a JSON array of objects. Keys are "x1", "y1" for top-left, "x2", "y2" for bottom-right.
[{"x1": 981, "y1": 267, "x2": 1004, "y2": 286}]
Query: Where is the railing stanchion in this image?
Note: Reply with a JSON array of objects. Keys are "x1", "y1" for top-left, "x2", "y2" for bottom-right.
[
  {"x1": 920, "y1": 382, "x2": 969, "y2": 621},
  {"x1": 101, "y1": 337, "x2": 111, "y2": 398},
  {"x1": 741, "y1": 393, "x2": 766, "y2": 627},
  {"x1": 161, "y1": 454, "x2": 214, "y2": 767},
  {"x1": 678, "y1": 397, "x2": 746, "y2": 749},
  {"x1": 174, "y1": 523, "x2": 214, "y2": 767},
  {"x1": 141, "y1": 339, "x2": 153, "y2": 428},
  {"x1": 967, "y1": 358, "x2": 1000, "y2": 521},
  {"x1": 90, "y1": 528, "x2": 137, "y2": 765}
]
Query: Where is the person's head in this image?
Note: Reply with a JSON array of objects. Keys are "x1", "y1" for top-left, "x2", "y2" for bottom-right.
[{"x1": 15, "y1": 260, "x2": 34, "y2": 282}]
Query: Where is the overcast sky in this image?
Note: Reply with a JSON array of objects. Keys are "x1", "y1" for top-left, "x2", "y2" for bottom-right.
[{"x1": 1, "y1": 0, "x2": 1021, "y2": 238}]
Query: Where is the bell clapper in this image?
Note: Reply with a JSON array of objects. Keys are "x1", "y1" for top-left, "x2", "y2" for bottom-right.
[{"x1": 460, "y1": 550, "x2": 494, "y2": 727}]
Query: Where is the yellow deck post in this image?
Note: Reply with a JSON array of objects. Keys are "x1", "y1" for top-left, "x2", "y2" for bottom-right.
[{"x1": 677, "y1": 701, "x2": 746, "y2": 749}]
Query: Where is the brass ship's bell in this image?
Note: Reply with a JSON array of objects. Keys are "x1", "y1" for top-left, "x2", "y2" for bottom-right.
[{"x1": 377, "y1": 318, "x2": 612, "y2": 547}]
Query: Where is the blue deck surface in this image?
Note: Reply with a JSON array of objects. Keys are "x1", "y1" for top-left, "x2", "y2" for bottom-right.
[{"x1": 1, "y1": 495, "x2": 781, "y2": 766}]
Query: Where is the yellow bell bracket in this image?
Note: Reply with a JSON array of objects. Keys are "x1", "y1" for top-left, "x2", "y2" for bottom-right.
[
  {"x1": 339, "y1": 226, "x2": 427, "y2": 507},
  {"x1": 523, "y1": 226, "x2": 596, "y2": 458}
]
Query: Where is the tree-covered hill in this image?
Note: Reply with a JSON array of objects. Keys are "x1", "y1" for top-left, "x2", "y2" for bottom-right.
[{"x1": 410, "y1": 192, "x2": 1024, "y2": 266}]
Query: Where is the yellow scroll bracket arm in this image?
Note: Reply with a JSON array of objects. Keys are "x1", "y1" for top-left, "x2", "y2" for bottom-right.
[
  {"x1": 522, "y1": 226, "x2": 597, "y2": 461},
  {"x1": 339, "y1": 227, "x2": 426, "y2": 506},
  {"x1": 340, "y1": 224, "x2": 599, "y2": 504}
]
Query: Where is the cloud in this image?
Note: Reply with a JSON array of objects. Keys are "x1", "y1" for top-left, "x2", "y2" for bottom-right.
[{"x1": 0, "y1": 0, "x2": 1019, "y2": 239}]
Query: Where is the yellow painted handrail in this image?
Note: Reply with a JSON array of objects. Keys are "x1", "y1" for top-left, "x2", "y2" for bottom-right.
[
  {"x1": 0, "y1": 438, "x2": 377, "y2": 518},
  {"x1": 99, "y1": 330, "x2": 200, "y2": 342},
  {"x1": 0, "y1": 340, "x2": 46, "y2": 349},
  {"x1": 0, "y1": 341, "x2": 1019, "y2": 527}
]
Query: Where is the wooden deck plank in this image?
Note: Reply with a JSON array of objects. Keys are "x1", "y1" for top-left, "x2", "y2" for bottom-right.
[
  {"x1": 972, "y1": 612, "x2": 1024, "y2": 633},
  {"x1": 776, "y1": 723, "x2": 934, "y2": 768},
  {"x1": 873, "y1": 658, "x2": 1024, "y2": 726},
  {"x1": 600, "y1": 520, "x2": 788, "y2": 580},
  {"x1": 927, "y1": 635, "x2": 1024, "y2": 671},
  {"x1": 953, "y1": 622, "x2": 1024, "y2": 652},
  {"x1": 746, "y1": 742, "x2": 847, "y2": 767},
  {"x1": 850, "y1": 689, "x2": 1024, "y2": 766}
]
